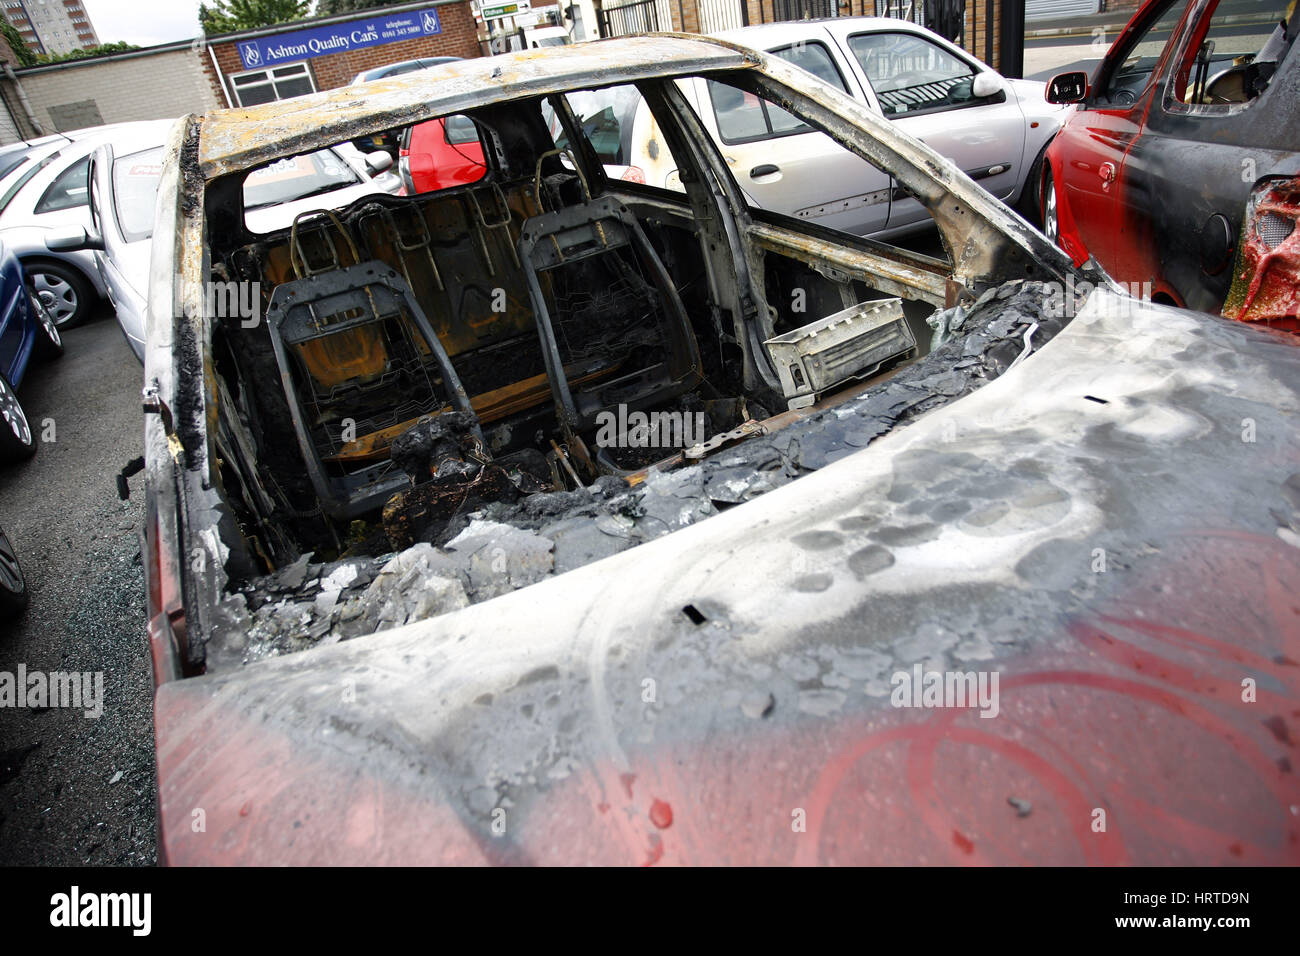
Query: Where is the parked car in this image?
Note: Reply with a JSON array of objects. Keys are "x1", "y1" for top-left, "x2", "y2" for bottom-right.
[
  {"x1": 1042, "y1": 0, "x2": 1299, "y2": 326},
  {"x1": 0, "y1": 132, "x2": 78, "y2": 184},
  {"x1": 0, "y1": 237, "x2": 62, "y2": 463},
  {"x1": 0, "y1": 523, "x2": 28, "y2": 615},
  {"x1": 560, "y1": 17, "x2": 1063, "y2": 238},
  {"x1": 142, "y1": 40, "x2": 1299, "y2": 865},
  {"x1": 48, "y1": 136, "x2": 401, "y2": 362},
  {"x1": 398, "y1": 115, "x2": 486, "y2": 194},
  {"x1": 0, "y1": 120, "x2": 173, "y2": 329},
  {"x1": 351, "y1": 57, "x2": 463, "y2": 153},
  {"x1": 350, "y1": 56, "x2": 462, "y2": 84}
]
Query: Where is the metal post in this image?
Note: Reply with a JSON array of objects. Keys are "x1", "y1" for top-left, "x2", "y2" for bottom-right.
[
  {"x1": 983, "y1": 0, "x2": 993, "y2": 65},
  {"x1": 999, "y1": 0, "x2": 1024, "y2": 78}
]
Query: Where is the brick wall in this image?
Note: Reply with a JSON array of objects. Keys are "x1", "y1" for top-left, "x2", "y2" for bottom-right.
[
  {"x1": 16, "y1": 47, "x2": 223, "y2": 133},
  {"x1": 204, "y1": 1, "x2": 481, "y2": 106}
]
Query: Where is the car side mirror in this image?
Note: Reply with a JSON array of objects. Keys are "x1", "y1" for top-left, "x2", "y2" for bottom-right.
[
  {"x1": 1046, "y1": 71, "x2": 1089, "y2": 104},
  {"x1": 972, "y1": 72, "x2": 1004, "y2": 98},
  {"x1": 45, "y1": 225, "x2": 103, "y2": 252},
  {"x1": 364, "y1": 151, "x2": 394, "y2": 176}
]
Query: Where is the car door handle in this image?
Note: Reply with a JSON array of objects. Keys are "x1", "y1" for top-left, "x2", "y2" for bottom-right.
[
  {"x1": 750, "y1": 164, "x2": 780, "y2": 178},
  {"x1": 1099, "y1": 161, "x2": 1116, "y2": 184}
]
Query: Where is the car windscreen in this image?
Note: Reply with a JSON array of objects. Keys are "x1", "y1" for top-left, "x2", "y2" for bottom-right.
[
  {"x1": 242, "y1": 149, "x2": 361, "y2": 211},
  {"x1": 111, "y1": 146, "x2": 165, "y2": 242}
]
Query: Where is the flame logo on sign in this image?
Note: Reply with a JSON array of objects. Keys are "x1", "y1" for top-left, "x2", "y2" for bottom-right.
[
  {"x1": 240, "y1": 42, "x2": 261, "y2": 67},
  {"x1": 422, "y1": 11, "x2": 439, "y2": 33}
]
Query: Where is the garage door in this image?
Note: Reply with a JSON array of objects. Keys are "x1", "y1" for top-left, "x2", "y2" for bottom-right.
[{"x1": 1026, "y1": 0, "x2": 1100, "y2": 20}]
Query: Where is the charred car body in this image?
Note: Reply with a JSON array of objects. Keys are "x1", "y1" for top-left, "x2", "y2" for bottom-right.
[
  {"x1": 1044, "y1": 0, "x2": 1300, "y2": 328},
  {"x1": 143, "y1": 38, "x2": 1300, "y2": 864}
]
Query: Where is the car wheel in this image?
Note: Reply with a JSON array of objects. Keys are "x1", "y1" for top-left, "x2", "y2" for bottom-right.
[
  {"x1": 1017, "y1": 141, "x2": 1051, "y2": 228},
  {"x1": 0, "y1": 525, "x2": 28, "y2": 616},
  {"x1": 0, "y1": 371, "x2": 36, "y2": 463},
  {"x1": 25, "y1": 261, "x2": 92, "y2": 329},
  {"x1": 30, "y1": 294, "x2": 64, "y2": 361},
  {"x1": 1042, "y1": 165, "x2": 1061, "y2": 247}
]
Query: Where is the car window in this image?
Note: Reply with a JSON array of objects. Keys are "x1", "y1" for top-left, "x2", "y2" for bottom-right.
[
  {"x1": 1166, "y1": 0, "x2": 1296, "y2": 111},
  {"x1": 0, "y1": 150, "x2": 62, "y2": 215},
  {"x1": 846, "y1": 31, "x2": 984, "y2": 117},
  {"x1": 111, "y1": 146, "x2": 165, "y2": 242},
  {"x1": 707, "y1": 80, "x2": 816, "y2": 145},
  {"x1": 34, "y1": 157, "x2": 90, "y2": 214},
  {"x1": 0, "y1": 151, "x2": 29, "y2": 182},
  {"x1": 1094, "y1": 0, "x2": 1187, "y2": 107},
  {"x1": 552, "y1": 86, "x2": 644, "y2": 165},
  {"x1": 769, "y1": 41, "x2": 850, "y2": 94},
  {"x1": 242, "y1": 148, "x2": 361, "y2": 211}
]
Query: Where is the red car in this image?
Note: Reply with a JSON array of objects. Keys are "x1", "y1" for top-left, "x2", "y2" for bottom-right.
[
  {"x1": 1042, "y1": 0, "x2": 1299, "y2": 328},
  {"x1": 398, "y1": 114, "x2": 486, "y2": 194}
]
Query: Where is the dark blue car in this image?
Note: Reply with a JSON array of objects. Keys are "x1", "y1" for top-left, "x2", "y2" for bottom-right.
[{"x1": 0, "y1": 233, "x2": 62, "y2": 463}]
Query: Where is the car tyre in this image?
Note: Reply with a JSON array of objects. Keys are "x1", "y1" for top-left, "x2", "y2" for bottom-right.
[
  {"x1": 25, "y1": 260, "x2": 93, "y2": 329},
  {"x1": 0, "y1": 371, "x2": 36, "y2": 463},
  {"x1": 1016, "y1": 141, "x2": 1052, "y2": 228},
  {"x1": 0, "y1": 525, "x2": 28, "y2": 616},
  {"x1": 30, "y1": 294, "x2": 63, "y2": 361},
  {"x1": 1042, "y1": 162, "x2": 1061, "y2": 248}
]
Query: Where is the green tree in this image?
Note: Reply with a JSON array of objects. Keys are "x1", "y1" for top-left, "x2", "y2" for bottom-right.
[
  {"x1": 0, "y1": 20, "x2": 37, "y2": 66},
  {"x1": 36, "y1": 42, "x2": 140, "y2": 65},
  {"x1": 199, "y1": 0, "x2": 313, "y2": 35},
  {"x1": 315, "y1": 1, "x2": 410, "y2": 14}
]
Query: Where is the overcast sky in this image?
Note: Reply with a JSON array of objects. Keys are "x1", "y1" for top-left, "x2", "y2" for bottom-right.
[{"x1": 81, "y1": 0, "x2": 206, "y2": 46}]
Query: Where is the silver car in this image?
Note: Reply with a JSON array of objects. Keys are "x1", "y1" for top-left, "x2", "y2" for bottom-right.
[
  {"x1": 614, "y1": 17, "x2": 1067, "y2": 238},
  {"x1": 0, "y1": 121, "x2": 173, "y2": 328}
]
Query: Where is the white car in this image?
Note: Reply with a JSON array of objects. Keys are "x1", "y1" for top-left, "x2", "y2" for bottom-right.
[
  {"x1": 0, "y1": 122, "x2": 167, "y2": 328},
  {"x1": 48, "y1": 131, "x2": 401, "y2": 361},
  {"x1": 600, "y1": 17, "x2": 1067, "y2": 239}
]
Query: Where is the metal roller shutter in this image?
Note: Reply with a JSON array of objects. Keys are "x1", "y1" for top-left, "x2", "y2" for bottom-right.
[{"x1": 1026, "y1": 0, "x2": 1101, "y2": 20}]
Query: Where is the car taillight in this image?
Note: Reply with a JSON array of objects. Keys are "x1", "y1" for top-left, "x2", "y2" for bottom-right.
[
  {"x1": 1223, "y1": 176, "x2": 1300, "y2": 331},
  {"x1": 620, "y1": 166, "x2": 646, "y2": 184}
]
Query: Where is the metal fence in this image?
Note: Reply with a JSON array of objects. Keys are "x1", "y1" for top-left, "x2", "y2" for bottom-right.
[
  {"x1": 768, "y1": 0, "x2": 840, "y2": 20},
  {"x1": 750, "y1": 0, "x2": 930, "y2": 25},
  {"x1": 870, "y1": 0, "x2": 925, "y2": 23},
  {"x1": 698, "y1": 0, "x2": 746, "y2": 32},
  {"x1": 599, "y1": 0, "x2": 662, "y2": 37}
]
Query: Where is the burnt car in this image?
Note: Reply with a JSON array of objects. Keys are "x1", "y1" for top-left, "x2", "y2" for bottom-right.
[
  {"x1": 142, "y1": 37, "x2": 1300, "y2": 865},
  {"x1": 1043, "y1": 0, "x2": 1299, "y2": 328}
]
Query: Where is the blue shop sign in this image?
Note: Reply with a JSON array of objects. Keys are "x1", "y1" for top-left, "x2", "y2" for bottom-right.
[{"x1": 236, "y1": 8, "x2": 443, "y2": 70}]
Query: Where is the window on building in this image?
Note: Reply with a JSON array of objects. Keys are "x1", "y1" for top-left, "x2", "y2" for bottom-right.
[{"x1": 229, "y1": 63, "x2": 315, "y2": 107}]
